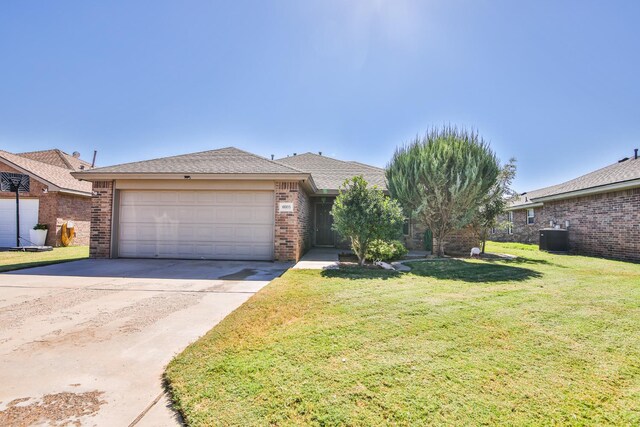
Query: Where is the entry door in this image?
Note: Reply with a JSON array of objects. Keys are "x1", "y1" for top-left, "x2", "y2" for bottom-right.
[{"x1": 315, "y1": 203, "x2": 334, "y2": 246}]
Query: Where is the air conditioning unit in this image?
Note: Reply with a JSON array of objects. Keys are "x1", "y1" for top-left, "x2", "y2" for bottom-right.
[{"x1": 539, "y1": 228, "x2": 569, "y2": 252}]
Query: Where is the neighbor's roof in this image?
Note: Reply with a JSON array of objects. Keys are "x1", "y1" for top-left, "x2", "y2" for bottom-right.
[
  {"x1": 0, "y1": 150, "x2": 92, "y2": 195},
  {"x1": 79, "y1": 147, "x2": 306, "y2": 175},
  {"x1": 18, "y1": 149, "x2": 92, "y2": 171},
  {"x1": 276, "y1": 153, "x2": 387, "y2": 191},
  {"x1": 511, "y1": 154, "x2": 640, "y2": 208}
]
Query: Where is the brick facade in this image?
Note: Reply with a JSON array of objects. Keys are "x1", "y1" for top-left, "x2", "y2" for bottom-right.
[
  {"x1": 89, "y1": 181, "x2": 114, "y2": 258},
  {"x1": 0, "y1": 163, "x2": 90, "y2": 246},
  {"x1": 491, "y1": 208, "x2": 542, "y2": 244},
  {"x1": 492, "y1": 188, "x2": 640, "y2": 262},
  {"x1": 56, "y1": 194, "x2": 91, "y2": 246},
  {"x1": 274, "y1": 181, "x2": 312, "y2": 261},
  {"x1": 405, "y1": 219, "x2": 480, "y2": 255}
]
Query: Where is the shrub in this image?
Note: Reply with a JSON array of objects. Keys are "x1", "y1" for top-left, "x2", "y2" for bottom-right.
[
  {"x1": 366, "y1": 240, "x2": 408, "y2": 262},
  {"x1": 33, "y1": 224, "x2": 48, "y2": 230},
  {"x1": 331, "y1": 176, "x2": 404, "y2": 265}
]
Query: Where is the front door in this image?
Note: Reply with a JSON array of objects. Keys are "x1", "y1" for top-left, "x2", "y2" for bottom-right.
[{"x1": 315, "y1": 202, "x2": 334, "y2": 246}]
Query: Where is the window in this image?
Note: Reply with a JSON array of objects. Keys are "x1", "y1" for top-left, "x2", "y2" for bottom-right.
[
  {"x1": 508, "y1": 211, "x2": 513, "y2": 235},
  {"x1": 527, "y1": 208, "x2": 535, "y2": 225}
]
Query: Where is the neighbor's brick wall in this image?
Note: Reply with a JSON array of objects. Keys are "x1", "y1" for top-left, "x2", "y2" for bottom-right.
[
  {"x1": 491, "y1": 207, "x2": 545, "y2": 244},
  {"x1": 544, "y1": 189, "x2": 640, "y2": 262},
  {"x1": 90, "y1": 181, "x2": 114, "y2": 258},
  {"x1": 274, "y1": 181, "x2": 311, "y2": 262},
  {"x1": 56, "y1": 193, "x2": 91, "y2": 246},
  {"x1": 492, "y1": 188, "x2": 640, "y2": 262}
]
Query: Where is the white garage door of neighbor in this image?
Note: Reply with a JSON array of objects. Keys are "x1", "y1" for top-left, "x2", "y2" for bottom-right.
[
  {"x1": 118, "y1": 190, "x2": 275, "y2": 260},
  {"x1": 0, "y1": 198, "x2": 39, "y2": 247}
]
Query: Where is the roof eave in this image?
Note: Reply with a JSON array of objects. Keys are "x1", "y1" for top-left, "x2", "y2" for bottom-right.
[
  {"x1": 531, "y1": 178, "x2": 640, "y2": 203},
  {"x1": 72, "y1": 171, "x2": 314, "y2": 182},
  {"x1": 310, "y1": 188, "x2": 390, "y2": 196},
  {"x1": 506, "y1": 202, "x2": 544, "y2": 211}
]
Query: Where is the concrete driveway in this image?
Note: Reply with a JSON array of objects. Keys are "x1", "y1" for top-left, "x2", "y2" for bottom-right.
[{"x1": 0, "y1": 259, "x2": 290, "y2": 426}]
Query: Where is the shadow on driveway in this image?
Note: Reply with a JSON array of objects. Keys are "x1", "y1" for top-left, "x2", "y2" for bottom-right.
[{"x1": 3, "y1": 258, "x2": 293, "y2": 281}]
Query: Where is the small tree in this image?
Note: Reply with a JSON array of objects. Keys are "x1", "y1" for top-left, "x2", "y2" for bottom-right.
[
  {"x1": 471, "y1": 158, "x2": 518, "y2": 253},
  {"x1": 386, "y1": 126, "x2": 500, "y2": 257},
  {"x1": 331, "y1": 176, "x2": 404, "y2": 265}
]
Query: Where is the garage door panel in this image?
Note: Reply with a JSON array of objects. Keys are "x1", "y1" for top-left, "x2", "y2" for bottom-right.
[
  {"x1": 0, "y1": 199, "x2": 40, "y2": 247},
  {"x1": 118, "y1": 190, "x2": 274, "y2": 260}
]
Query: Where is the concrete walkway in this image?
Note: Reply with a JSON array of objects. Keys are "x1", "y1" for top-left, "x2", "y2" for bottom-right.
[{"x1": 293, "y1": 248, "x2": 341, "y2": 269}]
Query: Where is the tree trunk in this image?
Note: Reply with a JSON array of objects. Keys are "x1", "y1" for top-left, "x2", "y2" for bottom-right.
[{"x1": 435, "y1": 230, "x2": 446, "y2": 257}]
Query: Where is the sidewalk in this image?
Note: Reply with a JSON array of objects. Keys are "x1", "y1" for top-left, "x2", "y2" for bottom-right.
[{"x1": 292, "y1": 248, "x2": 340, "y2": 269}]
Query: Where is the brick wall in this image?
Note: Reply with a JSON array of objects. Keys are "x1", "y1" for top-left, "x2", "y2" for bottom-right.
[
  {"x1": 56, "y1": 193, "x2": 91, "y2": 246},
  {"x1": 491, "y1": 207, "x2": 543, "y2": 244},
  {"x1": 90, "y1": 181, "x2": 114, "y2": 258},
  {"x1": 405, "y1": 219, "x2": 480, "y2": 255},
  {"x1": 492, "y1": 188, "x2": 640, "y2": 262},
  {"x1": 274, "y1": 181, "x2": 311, "y2": 261}
]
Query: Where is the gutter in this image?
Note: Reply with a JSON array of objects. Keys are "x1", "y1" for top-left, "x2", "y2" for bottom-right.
[{"x1": 506, "y1": 202, "x2": 544, "y2": 211}]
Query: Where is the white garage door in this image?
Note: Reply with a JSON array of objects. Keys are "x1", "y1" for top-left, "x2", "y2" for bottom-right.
[
  {"x1": 0, "y1": 198, "x2": 39, "y2": 247},
  {"x1": 118, "y1": 190, "x2": 275, "y2": 260}
]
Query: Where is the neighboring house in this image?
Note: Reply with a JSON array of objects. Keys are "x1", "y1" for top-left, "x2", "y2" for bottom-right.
[
  {"x1": 73, "y1": 147, "x2": 477, "y2": 262},
  {"x1": 0, "y1": 149, "x2": 93, "y2": 247},
  {"x1": 492, "y1": 149, "x2": 640, "y2": 262}
]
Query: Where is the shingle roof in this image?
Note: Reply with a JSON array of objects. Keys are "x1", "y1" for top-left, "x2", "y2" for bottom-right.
[
  {"x1": 511, "y1": 155, "x2": 640, "y2": 207},
  {"x1": 18, "y1": 149, "x2": 92, "y2": 171},
  {"x1": 276, "y1": 153, "x2": 387, "y2": 191},
  {"x1": 82, "y1": 147, "x2": 305, "y2": 175},
  {"x1": 0, "y1": 150, "x2": 92, "y2": 195}
]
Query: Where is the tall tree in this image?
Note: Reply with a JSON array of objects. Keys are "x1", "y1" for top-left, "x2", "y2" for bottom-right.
[
  {"x1": 471, "y1": 158, "x2": 518, "y2": 253},
  {"x1": 331, "y1": 176, "x2": 404, "y2": 266},
  {"x1": 386, "y1": 126, "x2": 500, "y2": 257}
]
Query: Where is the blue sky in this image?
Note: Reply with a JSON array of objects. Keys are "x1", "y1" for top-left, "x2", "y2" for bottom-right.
[{"x1": 1, "y1": 1, "x2": 638, "y2": 191}]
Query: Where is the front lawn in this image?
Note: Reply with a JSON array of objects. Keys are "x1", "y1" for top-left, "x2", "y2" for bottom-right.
[
  {"x1": 0, "y1": 246, "x2": 89, "y2": 272},
  {"x1": 165, "y1": 242, "x2": 640, "y2": 426}
]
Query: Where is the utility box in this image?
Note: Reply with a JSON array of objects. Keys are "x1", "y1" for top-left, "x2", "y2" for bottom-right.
[{"x1": 539, "y1": 228, "x2": 569, "y2": 252}]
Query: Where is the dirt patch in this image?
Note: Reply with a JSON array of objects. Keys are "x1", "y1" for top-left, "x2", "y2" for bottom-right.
[
  {"x1": 219, "y1": 268, "x2": 257, "y2": 281},
  {"x1": 0, "y1": 288, "x2": 117, "y2": 330},
  {"x1": 0, "y1": 391, "x2": 106, "y2": 427},
  {"x1": 14, "y1": 293, "x2": 202, "y2": 352}
]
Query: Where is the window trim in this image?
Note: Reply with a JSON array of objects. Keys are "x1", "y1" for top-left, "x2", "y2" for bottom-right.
[
  {"x1": 527, "y1": 208, "x2": 535, "y2": 225},
  {"x1": 508, "y1": 211, "x2": 514, "y2": 235}
]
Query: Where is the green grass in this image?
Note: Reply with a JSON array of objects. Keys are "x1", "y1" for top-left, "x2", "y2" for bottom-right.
[
  {"x1": 165, "y1": 242, "x2": 640, "y2": 426},
  {"x1": 0, "y1": 246, "x2": 89, "y2": 272}
]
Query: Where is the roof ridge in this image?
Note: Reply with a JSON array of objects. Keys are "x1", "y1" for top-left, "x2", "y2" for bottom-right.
[
  {"x1": 54, "y1": 149, "x2": 75, "y2": 170},
  {"x1": 83, "y1": 146, "x2": 310, "y2": 175},
  {"x1": 229, "y1": 147, "x2": 307, "y2": 174},
  {"x1": 86, "y1": 146, "x2": 236, "y2": 172}
]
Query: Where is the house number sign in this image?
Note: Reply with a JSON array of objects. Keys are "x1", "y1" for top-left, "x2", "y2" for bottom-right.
[{"x1": 278, "y1": 202, "x2": 294, "y2": 212}]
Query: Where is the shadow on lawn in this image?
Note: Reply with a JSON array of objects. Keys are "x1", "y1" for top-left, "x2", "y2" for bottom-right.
[
  {"x1": 484, "y1": 254, "x2": 569, "y2": 269},
  {"x1": 408, "y1": 259, "x2": 543, "y2": 282},
  {"x1": 321, "y1": 259, "x2": 542, "y2": 283},
  {"x1": 321, "y1": 267, "x2": 401, "y2": 280}
]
